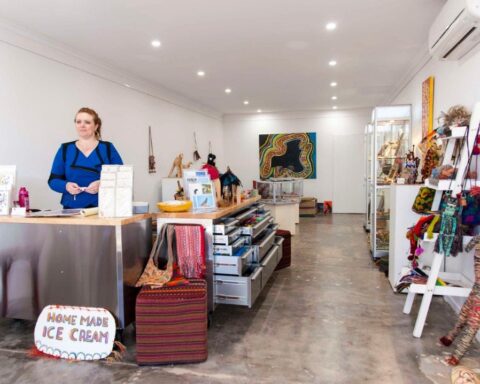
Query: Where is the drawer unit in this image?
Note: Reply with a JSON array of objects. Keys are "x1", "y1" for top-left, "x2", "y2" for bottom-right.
[
  {"x1": 261, "y1": 245, "x2": 279, "y2": 288},
  {"x1": 254, "y1": 203, "x2": 266, "y2": 213},
  {"x1": 213, "y1": 219, "x2": 239, "y2": 235},
  {"x1": 251, "y1": 229, "x2": 276, "y2": 263},
  {"x1": 269, "y1": 223, "x2": 279, "y2": 232},
  {"x1": 213, "y1": 246, "x2": 253, "y2": 276},
  {"x1": 274, "y1": 236, "x2": 285, "y2": 264},
  {"x1": 213, "y1": 236, "x2": 245, "y2": 256},
  {"x1": 214, "y1": 266, "x2": 262, "y2": 308},
  {"x1": 213, "y1": 227, "x2": 242, "y2": 245},
  {"x1": 234, "y1": 207, "x2": 257, "y2": 222},
  {"x1": 240, "y1": 214, "x2": 273, "y2": 239}
]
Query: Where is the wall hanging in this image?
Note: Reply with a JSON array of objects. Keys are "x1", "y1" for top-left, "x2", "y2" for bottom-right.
[
  {"x1": 259, "y1": 133, "x2": 316, "y2": 179},
  {"x1": 148, "y1": 126, "x2": 156, "y2": 174}
]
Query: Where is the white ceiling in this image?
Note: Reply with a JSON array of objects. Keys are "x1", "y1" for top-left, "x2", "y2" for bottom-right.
[{"x1": 0, "y1": 0, "x2": 445, "y2": 114}]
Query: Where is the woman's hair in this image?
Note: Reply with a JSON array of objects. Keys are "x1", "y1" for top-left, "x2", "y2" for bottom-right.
[{"x1": 75, "y1": 107, "x2": 102, "y2": 139}]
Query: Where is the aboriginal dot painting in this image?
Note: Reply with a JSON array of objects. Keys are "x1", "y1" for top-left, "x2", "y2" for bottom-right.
[{"x1": 259, "y1": 133, "x2": 316, "y2": 179}]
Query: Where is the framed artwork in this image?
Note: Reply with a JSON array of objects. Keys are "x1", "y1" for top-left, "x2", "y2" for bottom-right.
[
  {"x1": 259, "y1": 133, "x2": 316, "y2": 179},
  {"x1": 422, "y1": 76, "x2": 434, "y2": 141}
]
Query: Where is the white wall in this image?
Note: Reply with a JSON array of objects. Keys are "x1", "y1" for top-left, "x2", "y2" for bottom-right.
[
  {"x1": 0, "y1": 39, "x2": 223, "y2": 210},
  {"x1": 392, "y1": 48, "x2": 480, "y2": 143},
  {"x1": 223, "y1": 109, "x2": 370, "y2": 213},
  {"x1": 392, "y1": 48, "x2": 480, "y2": 318}
]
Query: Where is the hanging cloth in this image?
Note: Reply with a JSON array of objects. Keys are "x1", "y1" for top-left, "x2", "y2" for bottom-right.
[{"x1": 148, "y1": 126, "x2": 156, "y2": 174}]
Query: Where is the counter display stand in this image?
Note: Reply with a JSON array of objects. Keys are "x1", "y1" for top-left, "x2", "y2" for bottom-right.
[
  {"x1": 0, "y1": 214, "x2": 152, "y2": 328},
  {"x1": 156, "y1": 197, "x2": 282, "y2": 312},
  {"x1": 367, "y1": 105, "x2": 412, "y2": 259}
]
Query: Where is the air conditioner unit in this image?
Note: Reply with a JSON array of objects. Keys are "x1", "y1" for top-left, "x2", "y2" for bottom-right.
[{"x1": 429, "y1": 0, "x2": 480, "y2": 60}]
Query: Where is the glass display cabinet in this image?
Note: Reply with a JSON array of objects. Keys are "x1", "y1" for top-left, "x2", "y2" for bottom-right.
[
  {"x1": 255, "y1": 178, "x2": 303, "y2": 204},
  {"x1": 368, "y1": 105, "x2": 412, "y2": 259},
  {"x1": 364, "y1": 124, "x2": 373, "y2": 232}
]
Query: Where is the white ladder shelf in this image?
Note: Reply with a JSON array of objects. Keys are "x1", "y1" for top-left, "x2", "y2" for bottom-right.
[{"x1": 403, "y1": 102, "x2": 480, "y2": 338}]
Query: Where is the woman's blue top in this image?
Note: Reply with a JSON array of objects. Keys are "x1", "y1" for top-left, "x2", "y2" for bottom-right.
[{"x1": 48, "y1": 141, "x2": 123, "y2": 208}]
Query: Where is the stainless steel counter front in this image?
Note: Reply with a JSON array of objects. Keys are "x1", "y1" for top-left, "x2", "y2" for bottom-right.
[{"x1": 0, "y1": 214, "x2": 151, "y2": 328}]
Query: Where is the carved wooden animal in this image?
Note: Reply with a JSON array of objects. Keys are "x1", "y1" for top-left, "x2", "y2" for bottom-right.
[{"x1": 168, "y1": 153, "x2": 192, "y2": 178}]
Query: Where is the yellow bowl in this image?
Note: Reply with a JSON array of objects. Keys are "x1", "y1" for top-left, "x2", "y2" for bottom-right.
[{"x1": 157, "y1": 200, "x2": 192, "y2": 212}]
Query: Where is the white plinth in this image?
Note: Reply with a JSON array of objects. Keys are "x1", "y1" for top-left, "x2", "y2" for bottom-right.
[
  {"x1": 264, "y1": 202, "x2": 299, "y2": 235},
  {"x1": 388, "y1": 184, "x2": 422, "y2": 291}
]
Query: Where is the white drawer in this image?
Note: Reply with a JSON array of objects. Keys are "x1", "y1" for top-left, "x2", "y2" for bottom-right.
[
  {"x1": 214, "y1": 266, "x2": 262, "y2": 308},
  {"x1": 213, "y1": 219, "x2": 239, "y2": 235},
  {"x1": 213, "y1": 236, "x2": 245, "y2": 256},
  {"x1": 240, "y1": 214, "x2": 273, "y2": 239},
  {"x1": 251, "y1": 229, "x2": 276, "y2": 263},
  {"x1": 214, "y1": 246, "x2": 253, "y2": 276},
  {"x1": 261, "y1": 245, "x2": 279, "y2": 288},
  {"x1": 213, "y1": 227, "x2": 242, "y2": 245}
]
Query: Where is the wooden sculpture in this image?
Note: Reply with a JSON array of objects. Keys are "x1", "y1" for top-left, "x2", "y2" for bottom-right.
[{"x1": 168, "y1": 153, "x2": 192, "y2": 178}]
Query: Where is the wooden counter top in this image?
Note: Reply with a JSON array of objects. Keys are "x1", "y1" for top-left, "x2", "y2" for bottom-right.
[
  {"x1": 156, "y1": 196, "x2": 261, "y2": 220},
  {"x1": 0, "y1": 213, "x2": 152, "y2": 226}
]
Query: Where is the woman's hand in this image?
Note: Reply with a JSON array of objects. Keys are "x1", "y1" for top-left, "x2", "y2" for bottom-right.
[
  {"x1": 85, "y1": 180, "x2": 101, "y2": 194},
  {"x1": 66, "y1": 182, "x2": 82, "y2": 195}
]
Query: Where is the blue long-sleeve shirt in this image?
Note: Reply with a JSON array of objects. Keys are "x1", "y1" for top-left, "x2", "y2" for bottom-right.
[{"x1": 48, "y1": 140, "x2": 123, "y2": 208}]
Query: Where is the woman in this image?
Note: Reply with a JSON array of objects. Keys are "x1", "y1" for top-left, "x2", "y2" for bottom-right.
[{"x1": 48, "y1": 107, "x2": 123, "y2": 209}]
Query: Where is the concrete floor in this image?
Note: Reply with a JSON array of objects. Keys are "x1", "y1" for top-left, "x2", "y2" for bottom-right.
[{"x1": 0, "y1": 214, "x2": 479, "y2": 383}]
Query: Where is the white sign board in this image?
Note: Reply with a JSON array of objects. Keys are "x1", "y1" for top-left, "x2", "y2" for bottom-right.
[{"x1": 34, "y1": 305, "x2": 116, "y2": 360}]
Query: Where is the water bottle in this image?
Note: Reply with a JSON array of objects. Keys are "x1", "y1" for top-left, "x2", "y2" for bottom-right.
[{"x1": 18, "y1": 187, "x2": 30, "y2": 210}]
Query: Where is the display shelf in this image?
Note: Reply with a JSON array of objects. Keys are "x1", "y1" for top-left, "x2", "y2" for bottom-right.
[
  {"x1": 408, "y1": 271, "x2": 472, "y2": 297},
  {"x1": 402, "y1": 103, "x2": 480, "y2": 338},
  {"x1": 425, "y1": 178, "x2": 480, "y2": 191},
  {"x1": 403, "y1": 251, "x2": 473, "y2": 338},
  {"x1": 439, "y1": 126, "x2": 467, "y2": 140}
]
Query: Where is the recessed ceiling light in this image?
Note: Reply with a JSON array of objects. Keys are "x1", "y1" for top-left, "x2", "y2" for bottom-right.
[
  {"x1": 326, "y1": 22, "x2": 337, "y2": 31},
  {"x1": 151, "y1": 40, "x2": 162, "y2": 48},
  {"x1": 197, "y1": 70, "x2": 205, "y2": 77},
  {"x1": 333, "y1": 106, "x2": 338, "y2": 110},
  {"x1": 329, "y1": 60, "x2": 337, "y2": 66},
  {"x1": 244, "y1": 100, "x2": 249, "y2": 105},
  {"x1": 330, "y1": 81, "x2": 337, "y2": 87},
  {"x1": 331, "y1": 96, "x2": 338, "y2": 100},
  {"x1": 257, "y1": 109, "x2": 262, "y2": 113},
  {"x1": 225, "y1": 88, "x2": 232, "y2": 94}
]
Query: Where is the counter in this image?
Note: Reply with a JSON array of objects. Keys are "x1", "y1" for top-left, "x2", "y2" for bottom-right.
[
  {"x1": 0, "y1": 214, "x2": 152, "y2": 328},
  {"x1": 157, "y1": 196, "x2": 261, "y2": 220}
]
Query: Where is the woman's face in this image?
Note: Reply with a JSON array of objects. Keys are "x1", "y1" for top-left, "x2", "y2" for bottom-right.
[{"x1": 75, "y1": 112, "x2": 98, "y2": 139}]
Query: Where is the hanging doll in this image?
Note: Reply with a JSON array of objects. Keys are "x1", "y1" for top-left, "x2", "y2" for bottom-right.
[
  {"x1": 440, "y1": 235, "x2": 480, "y2": 366},
  {"x1": 400, "y1": 146, "x2": 420, "y2": 184},
  {"x1": 202, "y1": 153, "x2": 222, "y2": 206}
]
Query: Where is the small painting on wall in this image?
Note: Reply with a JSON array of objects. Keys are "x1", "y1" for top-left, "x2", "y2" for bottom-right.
[
  {"x1": 259, "y1": 133, "x2": 316, "y2": 179},
  {"x1": 422, "y1": 76, "x2": 434, "y2": 141}
]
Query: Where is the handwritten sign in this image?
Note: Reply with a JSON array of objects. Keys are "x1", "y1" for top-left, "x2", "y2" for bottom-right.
[{"x1": 34, "y1": 305, "x2": 116, "y2": 360}]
